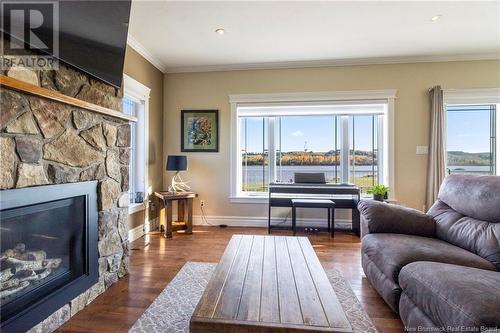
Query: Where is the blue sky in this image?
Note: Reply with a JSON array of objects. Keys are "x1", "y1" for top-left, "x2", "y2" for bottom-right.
[
  {"x1": 241, "y1": 115, "x2": 377, "y2": 153},
  {"x1": 447, "y1": 110, "x2": 490, "y2": 153},
  {"x1": 241, "y1": 110, "x2": 491, "y2": 154}
]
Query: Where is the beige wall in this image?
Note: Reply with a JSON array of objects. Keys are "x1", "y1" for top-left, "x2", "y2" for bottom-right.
[
  {"x1": 163, "y1": 60, "x2": 500, "y2": 219},
  {"x1": 124, "y1": 46, "x2": 164, "y2": 228}
]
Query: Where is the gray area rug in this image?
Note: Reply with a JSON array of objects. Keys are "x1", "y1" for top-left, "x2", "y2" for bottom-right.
[{"x1": 129, "y1": 262, "x2": 377, "y2": 333}]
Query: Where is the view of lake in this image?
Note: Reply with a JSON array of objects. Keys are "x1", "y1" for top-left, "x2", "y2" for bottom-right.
[
  {"x1": 447, "y1": 165, "x2": 492, "y2": 174},
  {"x1": 242, "y1": 165, "x2": 377, "y2": 183},
  {"x1": 241, "y1": 165, "x2": 491, "y2": 190}
]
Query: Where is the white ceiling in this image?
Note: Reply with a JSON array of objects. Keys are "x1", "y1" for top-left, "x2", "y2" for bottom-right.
[{"x1": 128, "y1": 1, "x2": 500, "y2": 73}]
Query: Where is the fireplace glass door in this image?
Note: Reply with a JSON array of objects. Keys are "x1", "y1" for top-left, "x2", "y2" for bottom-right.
[{"x1": 1, "y1": 196, "x2": 86, "y2": 321}]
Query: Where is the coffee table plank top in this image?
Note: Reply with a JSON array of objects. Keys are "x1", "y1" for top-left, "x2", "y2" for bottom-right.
[
  {"x1": 195, "y1": 235, "x2": 243, "y2": 318},
  {"x1": 190, "y1": 235, "x2": 352, "y2": 333},
  {"x1": 213, "y1": 235, "x2": 254, "y2": 319},
  {"x1": 260, "y1": 236, "x2": 280, "y2": 323},
  {"x1": 286, "y1": 237, "x2": 330, "y2": 326},
  {"x1": 236, "y1": 235, "x2": 264, "y2": 322},
  {"x1": 298, "y1": 237, "x2": 355, "y2": 328}
]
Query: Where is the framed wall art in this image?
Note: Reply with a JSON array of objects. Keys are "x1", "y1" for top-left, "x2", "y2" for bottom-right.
[{"x1": 181, "y1": 110, "x2": 219, "y2": 152}]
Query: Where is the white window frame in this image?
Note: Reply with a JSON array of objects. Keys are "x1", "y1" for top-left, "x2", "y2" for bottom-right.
[
  {"x1": 443, "y1": 88, "x2": 500, "y2": 176},
  {"x1": 229, "y1": 90, "x2": 397, "y2": 203},
  {"x1": 123, "y1": 74, "x2": 151, "y2": 214}
]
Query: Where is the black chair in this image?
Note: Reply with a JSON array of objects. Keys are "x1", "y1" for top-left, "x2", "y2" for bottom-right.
[{"x1": 291, "y1": 198, "x2": 335, "y2": 237}]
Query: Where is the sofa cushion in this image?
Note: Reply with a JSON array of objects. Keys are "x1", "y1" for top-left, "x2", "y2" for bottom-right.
[
  {"x1": 429, "y1": 199, "x2": 500, "y2": 270},
  {"x1": 399, "y1": 293, "x2": 441, "y2": 332},
  {"x1": 437, "y1": 174, "x2": 500, "y2": 223},
  {"x1": 361, "y1": 252, "x2": 402, "y2": 313},
  {"x1": 359, "y1": 199, "x2": 435, "y2": 238},
  {"x1": 362, "y1": 234, "x2": 496, "y2": 284},
  {"x1": 400, "y1": 262, "x2": 500, "y2": 331}
]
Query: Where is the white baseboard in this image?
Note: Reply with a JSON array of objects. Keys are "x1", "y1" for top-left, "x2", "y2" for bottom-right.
[
  {"x1": 189, "y1": 215, "x2": 352, "y2": 229},
  {"x1": 128, "y1": 217, "x2": 159, "y2": 242},
  {"x1": 128, "y1": 224, "x2": 144, "y2": 242}
]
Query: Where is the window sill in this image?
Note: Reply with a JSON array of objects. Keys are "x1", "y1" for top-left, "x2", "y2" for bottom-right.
[
  {"x1": 129, "y1": 202, "x2": 146, "y2": 215},
  {"x1": 229, "y1": 196, "x2": 268, "y2": 204}
]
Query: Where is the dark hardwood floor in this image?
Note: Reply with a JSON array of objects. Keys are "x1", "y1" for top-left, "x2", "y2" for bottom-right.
[{"x1": 57, "y1": 227, "x2": 404, "y2": 333}]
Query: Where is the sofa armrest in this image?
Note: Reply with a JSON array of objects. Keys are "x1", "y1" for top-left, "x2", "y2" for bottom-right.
[{"x1": 358, "y1": 200, "x2": 435, "y2": 238}]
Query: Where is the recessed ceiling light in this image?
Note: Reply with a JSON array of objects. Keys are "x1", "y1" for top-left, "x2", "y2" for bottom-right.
[
  {"x1": 215, "y1": 28, "x2": 225, "y2": 35},
  {"x1": 431, "y1": 15, "x2": 442, "y2": 22}
]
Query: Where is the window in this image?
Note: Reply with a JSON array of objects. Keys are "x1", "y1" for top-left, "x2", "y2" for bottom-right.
[
  {"x1": 349, "y1": 115, "x2": 381, "y2": 190},
  {"x1": 240, "y1": 117, "x2": 269, "y2": 192},
  {"x1": 122, "y1": 96, "x2": 140, "y2": 200},
  {"x1": 123, "y1": 75, "x2": 150, "y2": 212},
  {"x1": 275, "y1": 116, "x2": 340, "y2": 184},
  {"x1": 231, "y1": 91, "x2": 396, "y2": 201},
  {"x1": 446, "y1": 104, "x2": 496, "y2": 175}
]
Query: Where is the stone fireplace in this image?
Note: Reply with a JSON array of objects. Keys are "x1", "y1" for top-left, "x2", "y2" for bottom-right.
[{"x1": 0, "y1": 63, "x2": 131, "y2": 332}]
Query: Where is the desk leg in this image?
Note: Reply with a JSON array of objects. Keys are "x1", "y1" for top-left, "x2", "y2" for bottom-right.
[
  {"x1": 327, "y1": 208, "x2": 331, "y2": 232},
  {"x1": 186, "y1": 198, "x2": 193, "y2": 235},
  {"x1": 165, "y1": 200, "x2": 173, "y2": 239},
  {"x1": 178, "y1": 199, "x2": 185, "y2": 223},
  {"x1": 352, "y1": 207, "x2": 360, "y2": 237},
  {"x1": 159, "y1": 199, "x2": 166, "y2": 235},
  {"x1": 268, "y1": 204, "x2": 271, "y2": 234},
  {"x1": 331, "y1": 208, "x2": 335, "y2": 238}
]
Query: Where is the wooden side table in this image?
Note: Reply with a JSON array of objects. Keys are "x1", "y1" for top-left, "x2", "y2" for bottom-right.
[{"x1": 154, "y1": 191, "x2": 197, "y2": 239}]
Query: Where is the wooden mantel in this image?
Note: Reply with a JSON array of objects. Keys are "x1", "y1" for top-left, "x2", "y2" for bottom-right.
[{"x1": 0, "y1": 74, "x2": 137, "y2": 122}]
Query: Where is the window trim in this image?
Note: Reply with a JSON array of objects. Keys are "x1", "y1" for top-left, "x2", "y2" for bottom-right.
[
  {"x1": 229, "y1": 90, "x2": 397, "y2": 203},
  {"x1": 123, "y1": 74, "x2": 151, "y2": 214},
  {"x1": 443, "y1": 88, "x2": 500, "y2": 105}
]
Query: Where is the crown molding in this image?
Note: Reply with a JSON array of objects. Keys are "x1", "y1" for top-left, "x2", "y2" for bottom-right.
[
  {"x1": 165, "y1": 53, "x2": 500, "y2": 74},
  {"x1": 127, "y1": 34, "x2": 167, "y2": 73}
]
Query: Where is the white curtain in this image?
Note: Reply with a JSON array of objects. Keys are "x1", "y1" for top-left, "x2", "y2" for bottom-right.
[{"x1": 425, "y1": 86, "x2": 446, "y2": 210}]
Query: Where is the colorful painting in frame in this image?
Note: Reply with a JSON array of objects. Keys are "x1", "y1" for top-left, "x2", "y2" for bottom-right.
[{"x1": 181, "y1": 110, "x2": 219, "y2": 152}]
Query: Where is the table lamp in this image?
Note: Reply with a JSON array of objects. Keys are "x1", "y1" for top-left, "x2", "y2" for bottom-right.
[{"x1": 166, "y1": 155, "x2": 190, "y2": 193}]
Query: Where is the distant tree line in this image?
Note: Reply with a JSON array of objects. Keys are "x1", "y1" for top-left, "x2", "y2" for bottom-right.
[
  {"x1": 447, "y1": 151, "x2": 491, "y2": 166},
  {"x1": 241, "y1": 150, "x2": 377, "y2": 166},
  {"x1": 241, "y1": 150, "x2": 491, "y2": 166}
]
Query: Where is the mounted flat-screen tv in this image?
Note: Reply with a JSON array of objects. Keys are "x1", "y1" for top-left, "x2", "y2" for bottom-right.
[{"x1": 1, "y1": 0, "x2": 131, "y2": 88}]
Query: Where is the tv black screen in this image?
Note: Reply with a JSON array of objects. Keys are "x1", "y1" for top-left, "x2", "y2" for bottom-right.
[{"x1": 2, "y1": 0, "x2": 131, "y2": 88}]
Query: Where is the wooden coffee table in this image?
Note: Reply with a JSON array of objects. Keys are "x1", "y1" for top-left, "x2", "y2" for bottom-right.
[{"x1": 190, "y1": 235, "x2": 352, "y2": 333}]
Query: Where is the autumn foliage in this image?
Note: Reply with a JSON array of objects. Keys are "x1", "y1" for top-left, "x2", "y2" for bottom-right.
[{"x1": 242, "y1": 151, "x2": 377, "y2": 166}]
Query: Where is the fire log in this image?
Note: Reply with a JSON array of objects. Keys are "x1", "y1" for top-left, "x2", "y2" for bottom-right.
[
  {"x1": 34, "y1": 268, "x2": 52, "y2": 280},
  {"x1": 0, "y1": 268, "x2": 53, "y2": 291},
  {"x1": 0, "y1": 281, "x2": 29, "y2": 298},
  {"x1": 1, "y1": 270, "x2": 36, "y2": 290},
  {"x1": 15, "y1": 250, "x2": 47, "y2": 261},
  {"x1": 0, "y1": 269, "x2": 13, "y2": 283},
  {"x1": 1, "y1": 243, "x2": 27, "y2": 260},
  {"x1": 3, "y1": 257, "x2": 62, "y2": 273}
]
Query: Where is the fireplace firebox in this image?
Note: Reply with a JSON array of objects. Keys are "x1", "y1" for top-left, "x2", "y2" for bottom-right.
[{"x1": 0, "y1": 181, "x2": 98, "y2": 332}]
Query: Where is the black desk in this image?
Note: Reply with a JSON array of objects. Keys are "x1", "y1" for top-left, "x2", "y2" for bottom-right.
[{"x1": 268, "y1": 183, "x2": 361, "y2": 236}]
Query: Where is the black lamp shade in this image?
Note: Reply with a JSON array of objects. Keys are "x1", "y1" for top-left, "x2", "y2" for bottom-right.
[{"x1": 166, "y1": 155, "x2": 187, "y2": 171}]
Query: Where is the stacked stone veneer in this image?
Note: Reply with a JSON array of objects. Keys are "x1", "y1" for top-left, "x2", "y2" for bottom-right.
[{"x1": 0, "y1": 65, "x2": 130, "y2": 332}]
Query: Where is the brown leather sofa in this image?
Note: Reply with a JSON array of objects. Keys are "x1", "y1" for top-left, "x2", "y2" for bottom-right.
[{"x1": 359, "y1": 174, "x2": 500, "y2": 332}]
